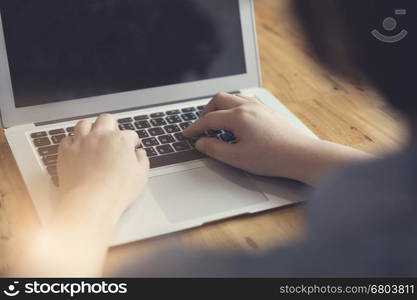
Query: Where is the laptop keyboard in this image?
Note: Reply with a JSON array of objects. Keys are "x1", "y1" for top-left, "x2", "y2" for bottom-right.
[{"x1": 29, "y1": 104, "x2": 236, "y2": 187}]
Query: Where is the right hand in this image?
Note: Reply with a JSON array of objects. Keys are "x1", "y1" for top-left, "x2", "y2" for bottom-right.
[{"x1": 183, "y1": 93, "x2": 319, "y2": 183}]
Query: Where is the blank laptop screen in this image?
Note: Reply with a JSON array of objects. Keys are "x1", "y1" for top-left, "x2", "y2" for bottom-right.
[{"x1": 0, "y1": 0, "x2": 246, "y2": 108}]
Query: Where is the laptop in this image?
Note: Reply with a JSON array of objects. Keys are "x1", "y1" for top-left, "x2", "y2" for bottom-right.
[{"x1": 0, "y1": 0, "x2": 316, "y2": 246}]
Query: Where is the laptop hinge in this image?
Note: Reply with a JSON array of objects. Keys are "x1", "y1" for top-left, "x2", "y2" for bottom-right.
[{"x1": 34, "y1": 91, "x2": 240, "y2": 127}]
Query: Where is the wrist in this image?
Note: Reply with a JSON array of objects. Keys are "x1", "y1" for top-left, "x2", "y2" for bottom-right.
[
  {"x1": 292, "y1": 138, "x2": 372, "y2": 185},
  {"x1": 279, "y1": 137, "x2": 323, "y2": 185},
  {"x1": 291, "y1": 138, "x2": 330, "y2": 185},
  {"x1": 56, "y1": 186, "x2": 123, "y2": 231}
]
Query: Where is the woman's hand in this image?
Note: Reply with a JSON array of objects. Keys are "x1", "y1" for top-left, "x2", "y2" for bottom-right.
[
  {"x1": 12, "y1": 114, "x2": 150, "y2": 278},
  {"x1": 183, "y1": 93, "x2": 371, "y2": 185},
  {"x1": 58, "y1": 114, "x2": 149, "y2": 221}
]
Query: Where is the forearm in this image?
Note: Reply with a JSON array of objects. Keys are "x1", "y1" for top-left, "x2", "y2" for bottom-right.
[
  {"x1": 291, "y1": 139, "x2": 374, "y2": 186},
  {"x1": 16, "y1": 227, "x2": 109, "y2": 278},
  {"x1": 13, "y1": 189, "x2": 120, "y2": 277}
]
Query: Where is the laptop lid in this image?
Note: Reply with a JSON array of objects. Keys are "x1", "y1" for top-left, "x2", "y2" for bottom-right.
[{"x1": 0, "y1": 0, "x2": 260, "y2": 128}]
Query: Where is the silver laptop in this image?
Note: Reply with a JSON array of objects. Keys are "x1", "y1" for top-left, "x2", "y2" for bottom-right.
[{"x1": 0, "y1": 0, "x2": 316, "y2": 246}]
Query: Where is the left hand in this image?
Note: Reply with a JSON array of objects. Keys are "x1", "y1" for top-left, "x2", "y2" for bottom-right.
[{"x1": 57, "y1": 114, "x2": 150, "y2": 219}]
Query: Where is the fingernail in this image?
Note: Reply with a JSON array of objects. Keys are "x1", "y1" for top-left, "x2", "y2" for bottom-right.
[{"x1": 195, "y1": 138, "x2": 205, "y2": 150}]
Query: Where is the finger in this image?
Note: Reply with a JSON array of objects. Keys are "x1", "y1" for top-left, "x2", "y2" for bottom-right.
[
  {"x1": 60, "y1": 136, "x2": 73, "y2": 149},
  {"x1": 183, "y1": 110, "x2": 233, "y2": 138},
  {"x1": 195, "y1": 137, "x2": 238, "y2": 166},
  {"x1": 92, "y1": 114, "x2": 117, "y2": 132},
  {"x1": 202, "y1": 92, "x2": 246, "y2": 116},
  {"x1": 136, "y1": 148, "x2": 150, "y2": 168},
  {"x1": 57, "y1": 136, "x2": 74, "y2": 171},
  {"x1": 75, "y1": 120, "x2": 92, "y2": 137},
  {"x1": 235, "y1": 94, "x2": 256, "y2": 102},
  {"x1": 58, "y1": 136, "x2": 73, "y2": 156},
  {"x1": 121, "y1": 130, "x2": 141, "y2": 148}
]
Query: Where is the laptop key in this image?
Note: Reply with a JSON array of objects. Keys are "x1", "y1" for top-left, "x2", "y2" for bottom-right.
[
  {"x1": 174, "y1": 133, "x2": 186, "y2": 141},
  {"x1": 142, "y1": 137, "x2": 159, "y2": 147},
  {"x1": 135, "y1": 121, "x2": 151, "y2": 129},
  {"x1": 136, "y1": 130, "x2": 149, "y2": 139},
  {"x1": 134, "y1": 115, "x2": 149, "y2": 121},
  {"x1": 166, "y1": 115, "x2": 182, "y2": 124},
  {"x1": 118, "y1": 117, "x2": 133, "y2": 124},
  {"x1": 197, "y1": 105, "x2": 206, "y2": 111},
  {"x1": 119, "y1": 123, "x2": 135, "y2": 131},
  {"x1": 179, "y1": 122, "x2": 192, "y2": 130},
  {"x1": 38, "y1": 145, "x2": 59, "y2": 156},
  {"x1": 47, "y1": 165, "x2": 58, "y2": 176},
  {"x1": 148, "y1": 127, "x2": 165, "y2": 136},
  {"x1": 144, "y1": 147, "x2": 158, "y2": 157},
  {"x1": 166, "y1": 109, "x2": 181, "y2": 115},
  {"x1": 151, "y1": 118, "x2": 167, "y2": 127},
  {"x1": 182, "y1": 113, "x2": 197, "y2": 121},
  {"x1": 150, "y1": 112, "x2": 165, "y2": 118},
  {"x1": 31, "y1": 132, "x2": 47, "y2": 139},
  {"x1": 156, "y1": 144, "x2": 175, "y2": 155},
  {"x1": 43, "y1": 155, "x2": 58, "y2": 166},
  {"x1": 33, "y1": 137, "x2": 51, "y2": 147},
  {"x1": 206, "y1": 130, "x2": 223, "y2": 137},
  {"x1": 149, "y1": 150, "x2": 205, "y2": 169},
  {"x1": 164, "y1": 125, "x2": 181, "y2": 133},
  {"x1": 51, "y1": 134, "x2": 66, "y2": 144},
  {"x1": 219, "y1": 131, "x2": 236, "y2": 143},
  {"x1": 173, "y1": 141, "x2": 192, "y2": 152},
  {"x1": 158, "y1": 134, "x2": 175, "y2": 145},
  {"x1": 188, "y1": 139, "x2": 197, "y2": 148},
  {"x1": 182, "y1": 107, "x2": 196, "y2": 113},
  {"x1": 67, "y1": 127, "x2": 75, "y2": 133},
  {"x1": 49, "y1": 129, "x2": 65, "y2": 135}
]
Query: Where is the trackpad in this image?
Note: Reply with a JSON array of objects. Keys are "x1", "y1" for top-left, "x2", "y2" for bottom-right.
[{"x1": 148, "y1": 161, "x2": 268, "y2": 223}]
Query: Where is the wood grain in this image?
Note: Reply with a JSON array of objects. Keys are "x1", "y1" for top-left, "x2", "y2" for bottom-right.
[{"x1": 0, "y1": 0, "x2": 408, "y2": 276}]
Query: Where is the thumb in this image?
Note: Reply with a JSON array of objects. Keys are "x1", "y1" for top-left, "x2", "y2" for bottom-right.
[
  {"x1": 195, "y1": 137, "x2": 237, "y2": 164},
  {"x1": 136, "y1": 148, "x2": 150, "y2": 168}
]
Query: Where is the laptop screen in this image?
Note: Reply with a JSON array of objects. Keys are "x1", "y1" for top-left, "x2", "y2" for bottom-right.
[{"x1": 0, "y1": 0, "x2": 246, "y2": 108}]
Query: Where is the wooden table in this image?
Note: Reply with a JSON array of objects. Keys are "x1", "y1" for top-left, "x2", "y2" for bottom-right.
[{"x1": 0, "y1": 0, "x2": 408, "y2": 276}]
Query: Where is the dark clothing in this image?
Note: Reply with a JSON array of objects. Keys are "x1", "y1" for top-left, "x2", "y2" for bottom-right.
[{"x1": 121, "y1": 143, "x2": 417, "y2": 277}]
